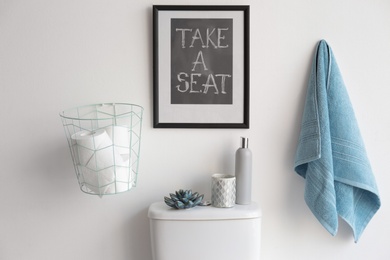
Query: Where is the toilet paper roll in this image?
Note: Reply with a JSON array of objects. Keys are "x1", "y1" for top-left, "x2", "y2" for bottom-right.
[
  {"x1": 72, "y1": 129, "x2": 110, "y2": 149},
  {"x1": 72, "y1": 129, "x2": 128, "y2": 195},
  {"x1": 78, "y1": 165, "x2": 115, "y2": 195},
  {"x1": 78, "y1": 166, "x2": 132, "y2": 195},
  {"x1": 105, "y1": 126, "x2": 136, "y2": 176},
  {"x1": 71, "y1": 129, "x2": 126, "y2": 168},
  {"x1": 104, "y1": 167, "x2": 133, "y2": 193},
  {"x1": 71, "y1": 129, "x2": 110, "y2": 166},
  {"x1": 105, "y1": 126, "x2": 131, "y2": 155}
]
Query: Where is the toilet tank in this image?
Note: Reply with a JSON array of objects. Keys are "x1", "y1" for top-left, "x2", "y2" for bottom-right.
[{"x1": 148, "y1": 202, "x2": 262, "y2": 260}]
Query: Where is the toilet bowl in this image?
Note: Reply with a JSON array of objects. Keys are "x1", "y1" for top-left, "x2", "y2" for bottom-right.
[{"x1": 148, "y1": 201, "x2": 262, "y2": 260}]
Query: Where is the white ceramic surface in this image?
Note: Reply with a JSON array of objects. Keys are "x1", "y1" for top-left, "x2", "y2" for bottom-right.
[{"x1": 148, "y1": 202, "x2": 262, "y2": 260}]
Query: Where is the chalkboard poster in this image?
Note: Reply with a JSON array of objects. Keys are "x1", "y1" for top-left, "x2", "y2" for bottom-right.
[
  {"x1": 171, "y1": 19, "x2": 233, "y2": 105},
  {"x1": 153, "y1": 5, "x2": 250, "y2": 128}
]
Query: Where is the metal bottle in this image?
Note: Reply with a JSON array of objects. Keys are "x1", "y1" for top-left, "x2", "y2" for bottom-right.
[{"x1": 235, "y1": 137, "x2": 252, "y2": 205}]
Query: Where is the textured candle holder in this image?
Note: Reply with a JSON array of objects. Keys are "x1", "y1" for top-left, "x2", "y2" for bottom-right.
[{"x1": 211, "y1": 174, "x2": 236, "y2": 208}]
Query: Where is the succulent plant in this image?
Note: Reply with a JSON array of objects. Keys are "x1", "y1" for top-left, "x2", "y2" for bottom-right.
[{"x1": 164, "y1": 189, "x2": 204, "y2": 209}]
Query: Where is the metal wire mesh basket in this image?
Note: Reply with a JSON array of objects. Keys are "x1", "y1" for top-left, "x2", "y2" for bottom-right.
[{"x1": 60, "y1": 103, "x2": 143, "y2": 196}]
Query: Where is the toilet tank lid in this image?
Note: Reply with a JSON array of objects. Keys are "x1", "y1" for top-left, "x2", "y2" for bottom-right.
[{"x1": 148, "y1": 202, "x2": 262, "y2": 221}]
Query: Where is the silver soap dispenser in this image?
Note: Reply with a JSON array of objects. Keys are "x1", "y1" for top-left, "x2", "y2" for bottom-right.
[{"x1": 235, "y1": 137, "x2": 252, "y2": 205}]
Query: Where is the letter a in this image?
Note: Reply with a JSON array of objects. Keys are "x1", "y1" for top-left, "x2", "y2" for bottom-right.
[
  {"x1": 202, "y1": 74, "x2": 219, "y2": 94},
  {"x1": 192, "y1": 51, "x2": 208, "y2": 71}
]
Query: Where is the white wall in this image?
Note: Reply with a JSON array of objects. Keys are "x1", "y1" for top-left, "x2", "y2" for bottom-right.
[{"x1": 1, "y1": 0, "x2": 389, "y2": 259}]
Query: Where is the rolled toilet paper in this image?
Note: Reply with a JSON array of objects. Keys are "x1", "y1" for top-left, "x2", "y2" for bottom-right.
[
  {"x1": 104, "y1": 167, "x2": 133, "y2": 193},
  {"x1": 72, "y1": 129, "x2": 128, "y2": 195},
  {"x1": 105, "y1": 126, "x2": 131, "y2": 155},
  {"x1": 71, "y1": 129, "x2": 110, "y2": 166},
  {"x1": 104, "y1": 126, "x2": 132, "y2": 182},
  {"x1": 78, "y1": 165, "x2": 115, "y2": 195},
  {"x1": 79, "y1": 166, "x2": 132, "y2": 195},
  {"x1": 71, "y1": 129, "x2": 126, "y2": 169}
]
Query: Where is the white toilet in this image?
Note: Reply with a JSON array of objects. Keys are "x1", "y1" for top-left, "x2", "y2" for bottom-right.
[{"x1": 148, "y1": 201, "x2": 262, "y2": 260}]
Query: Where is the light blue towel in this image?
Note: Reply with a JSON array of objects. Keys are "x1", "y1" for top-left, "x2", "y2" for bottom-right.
[{"x1": 294, "y1": 40, "x2": 381, "y2": 242}]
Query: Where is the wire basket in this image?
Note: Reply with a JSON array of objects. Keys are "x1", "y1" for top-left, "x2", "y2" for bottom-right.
[{"x1": 60, "y1": 103, "x2": 143, "y2": 196}]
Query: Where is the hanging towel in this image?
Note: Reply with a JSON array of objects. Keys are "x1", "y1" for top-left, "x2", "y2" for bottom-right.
[{"x1": 294, "y1": 40, "x2": 381, "y2": 242}]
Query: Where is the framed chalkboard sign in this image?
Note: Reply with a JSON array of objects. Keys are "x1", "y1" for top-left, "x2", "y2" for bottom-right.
[{"x1": 153, "y1": 5, "x2": 250, "y2": 128}]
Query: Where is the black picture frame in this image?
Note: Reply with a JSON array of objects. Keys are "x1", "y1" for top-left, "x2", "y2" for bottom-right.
[{"x1": 153, "y1": 5, "x2": 250, "y2": 128}]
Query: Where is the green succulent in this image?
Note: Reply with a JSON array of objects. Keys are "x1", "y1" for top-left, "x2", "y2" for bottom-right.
[{"x1": 164, "y1": 189, "x2": 204, "y2": 209}]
